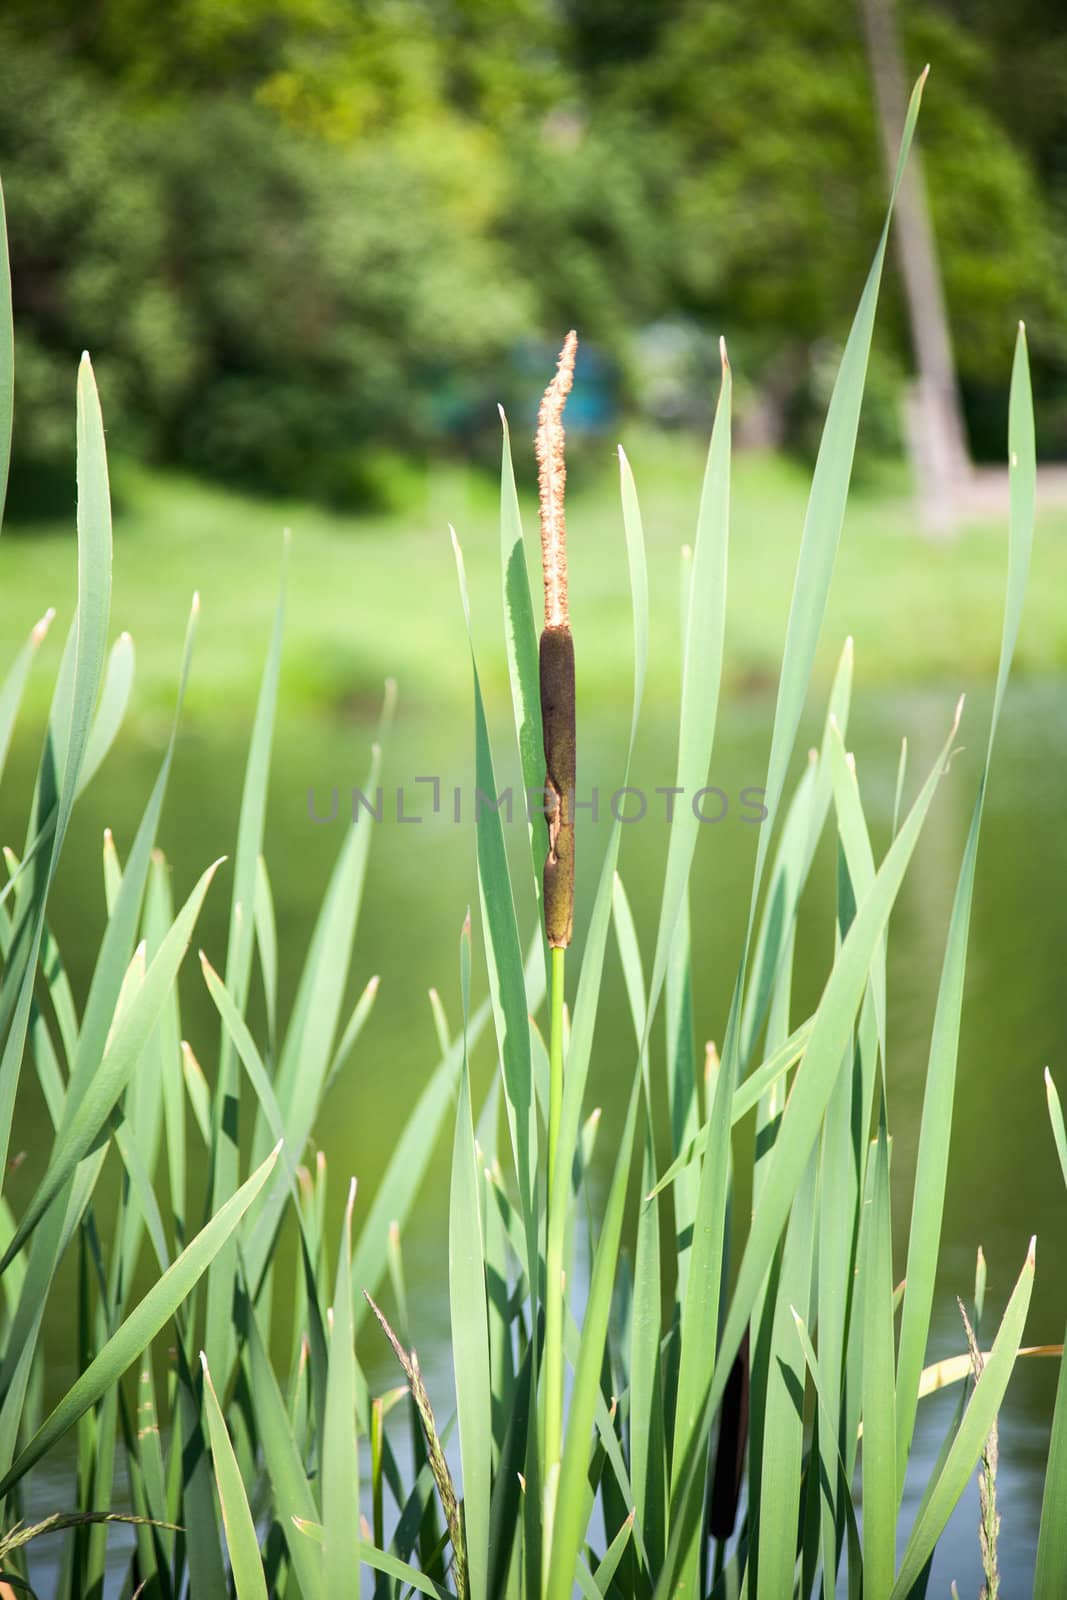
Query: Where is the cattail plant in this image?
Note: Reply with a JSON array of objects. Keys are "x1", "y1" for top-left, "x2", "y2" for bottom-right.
[{"x1": 536, "y1": 333, "x2": 577, "y2": 1552}]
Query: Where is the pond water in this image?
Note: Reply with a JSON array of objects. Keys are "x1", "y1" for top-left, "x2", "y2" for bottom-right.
[{"x1": 3, "y1": 672, "x2": 1063, "y2": 1595}]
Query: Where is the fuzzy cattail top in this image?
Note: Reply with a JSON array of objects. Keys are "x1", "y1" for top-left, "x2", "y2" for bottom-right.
[{"x1": 536, "y1": 330, "x2": 577, "y2": 630}]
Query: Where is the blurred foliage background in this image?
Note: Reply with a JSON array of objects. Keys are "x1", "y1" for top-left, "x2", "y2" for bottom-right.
[{"x1": 0, "y1": 0, "x2": 1065, "y2": 510}]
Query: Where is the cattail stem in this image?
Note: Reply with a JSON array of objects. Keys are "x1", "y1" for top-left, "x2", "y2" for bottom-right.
[
  {"x1": 546, "y1": 945, "x2": 566, "y2": 1206},
  {"x1": 543, "y1": 945, "x2": 566, "y2": 1471},
  {"x1": 538, "y1": 336, "x2": 576, "y2": 1595},
  {"x1": 541, "y1": 945, "x2": 566, "y2": 1594}
]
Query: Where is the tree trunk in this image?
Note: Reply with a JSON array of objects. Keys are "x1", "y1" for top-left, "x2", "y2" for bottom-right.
[{"x1": 859, "y1": 0, "x2": 971, "y2": 535}]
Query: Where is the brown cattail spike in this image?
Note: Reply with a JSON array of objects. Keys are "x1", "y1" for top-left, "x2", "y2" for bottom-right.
[
  {"x1": 541, "y1": 624, "x2": 575, "y2": 947},
  {"x1": 536, "y1": 331, "x2": 577, "y2": 630}
]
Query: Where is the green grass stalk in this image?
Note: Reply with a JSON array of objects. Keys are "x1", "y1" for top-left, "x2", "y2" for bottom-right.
[{"x1": 542, "y1": 941, "x2": 566, "y2": 1555}]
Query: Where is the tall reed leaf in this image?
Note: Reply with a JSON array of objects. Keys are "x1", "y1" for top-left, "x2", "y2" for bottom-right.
[
  {"x1": 753, "y1": 70, "x2": 925, "y2": 897},
  {"x1": 668, "y1": 358, "x2": 734, "y2": 1482},
  {"x1": 205, "y1": 541, "x2": 287, "y2": 1378},
  {"x1": 0, "y1": 353, "x2": 113, "y2": 1187},
  {"x1": 201, "y1": 1353, "x2": 269, "y2": 1600},
  {"x1": 646, "y1": 344, "x2": 731, "y2": 1045},
  {"x1": 0, "y1": 612, "x2": 54, "y2": 788},
  {"x1": 860, "y1": 1119, "x2": 897, "y2": 1595},
  {"x1": 545, "y1": 1074, "x2": 641, "y2": 1600},
  {"x1": 323, "y1": 1179, "x2": 361, "y2": 1594},
  {"x1": 453, "y1": 529, "x2": 538, "y2": 1278},
  {"x1": 449, "y1": 915, "x2": 492, "y2": 1600},
  {"x1": 895, "y1": 325, "x2": 1035, "y2": 1478}
]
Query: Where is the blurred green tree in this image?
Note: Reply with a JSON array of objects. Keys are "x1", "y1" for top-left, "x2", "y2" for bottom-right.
[{"x1": 0, "y1": 0, "x2": 1064, "y2": 505}]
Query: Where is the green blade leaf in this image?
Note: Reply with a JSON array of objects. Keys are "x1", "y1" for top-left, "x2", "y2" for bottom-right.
[
  {"x1": 449, "y1": 916, "x2": 492, "y2": 1600},
  {"x1": 752, "y1": 70, "x2": 926, "y2": 899},
  {"x1": 895, "y1": 324, "x2": 1036, "y2": 1479},
  {"x1": 646, "y1": 347, "x2": 731, "y2": 1050},
  {"x1": 1045, "y1": 1067, "x2": 1067, "y2": 1191},
  {"x1": 0, "y1": 610, "x2": 55, "y2": 788},
  {"x1": 239, "y1": 1260, "x2": 325, "y2": 1600},
  {"x1": 1035, "y1": 1318, "x2": 1067, "y2": 1594},
  {"x1": 205, "y1": 546, "x2": 287, "y2": 1376},
  {"x1": 546, "y1": 1075, "x2": 641, "y2": 1599},
  {"x1": 753, "y1": 1149, "x2": 818, "y2": 1597},
  {"x1": 453, "y1": 527, "x2": 538, "y2": 1277},
  {"x1": 860, "y1": 1120, "x2": 897, "y2": 1595},
  {"x1": 201, "y1": 1354, "x2": 268, "y2": 1600},
  {"x1": 323, "y1": 1179, "x2": 360, "y2": 1594},
  {"x1": 0, "y1": 352, "x2": 114, "y2": 1186}
]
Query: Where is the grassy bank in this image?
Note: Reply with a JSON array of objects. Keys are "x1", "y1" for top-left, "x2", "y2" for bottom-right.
[{"x1": 1, "y1": 431, "x2": 1065, "y2": 734}]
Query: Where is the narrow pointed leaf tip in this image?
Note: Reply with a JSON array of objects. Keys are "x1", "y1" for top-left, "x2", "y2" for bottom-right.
[{"x1": 31, "y1": 607, "x2": 56, "y2": 644}]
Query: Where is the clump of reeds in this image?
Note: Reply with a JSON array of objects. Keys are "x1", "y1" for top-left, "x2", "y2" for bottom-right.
[{"x1": 0, "y1": 86, "x2": 1061, "y2": 1600}]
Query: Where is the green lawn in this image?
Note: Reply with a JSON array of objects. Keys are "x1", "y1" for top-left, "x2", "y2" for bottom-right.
[{"x1": 1, "y1": 430, "x2": 1064, "y2": 732}]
